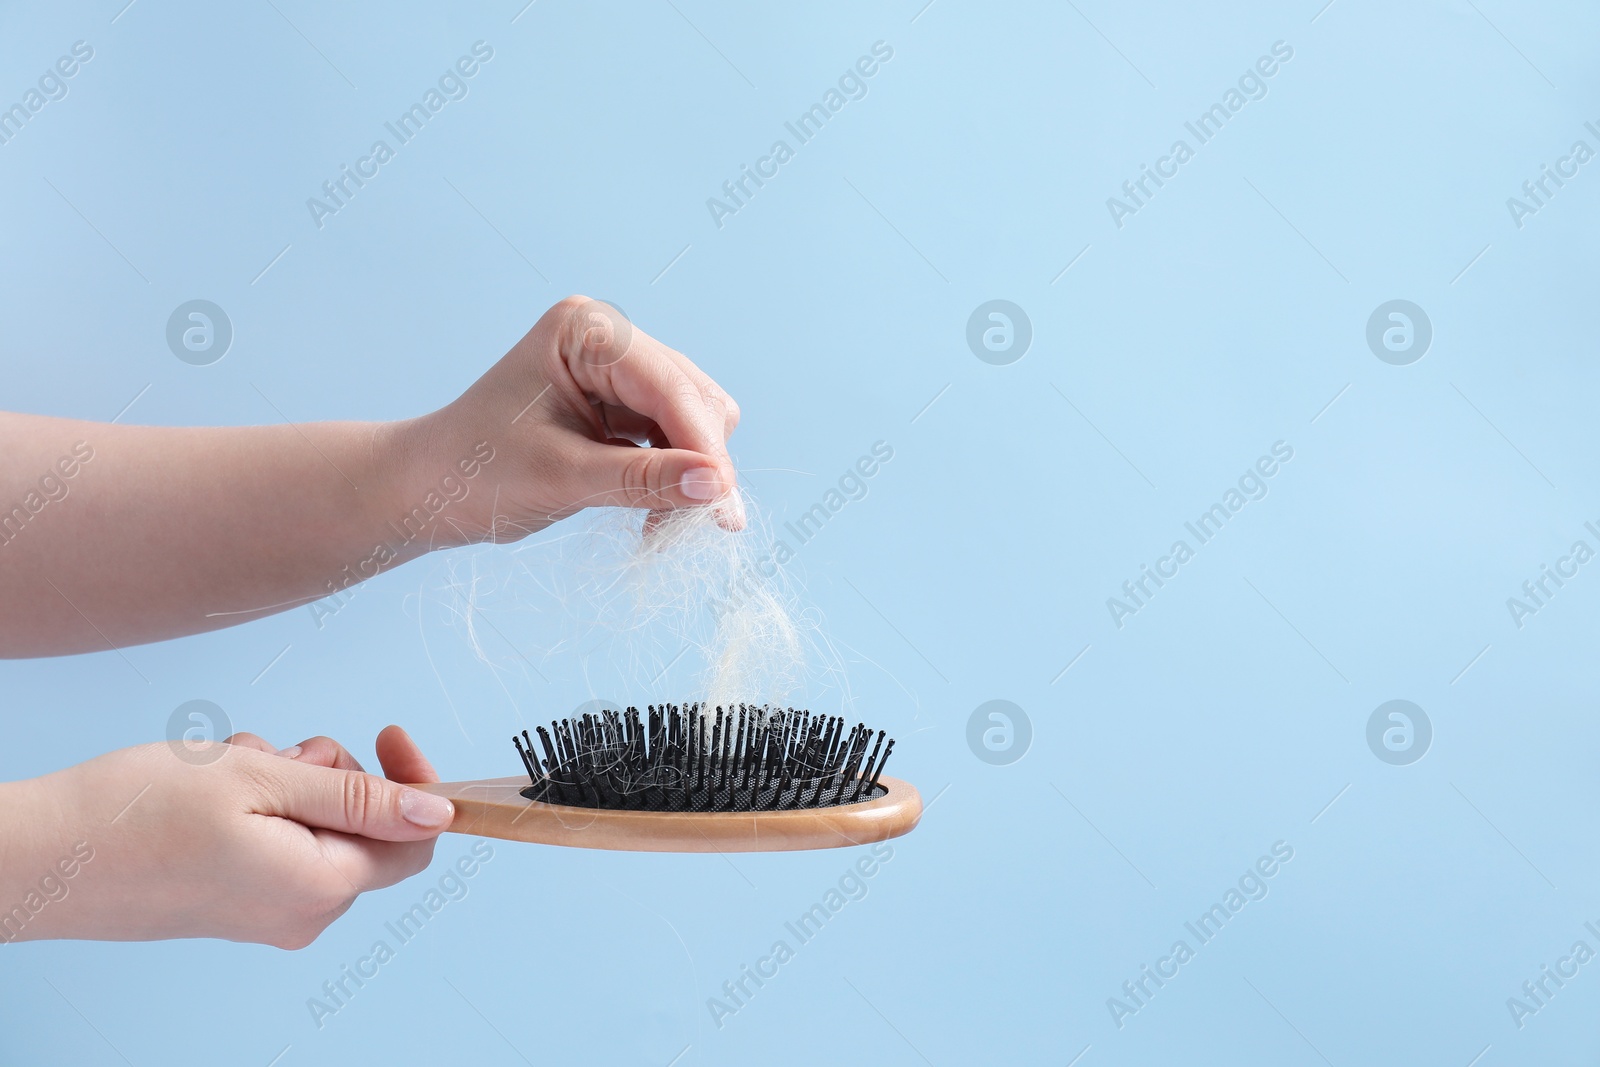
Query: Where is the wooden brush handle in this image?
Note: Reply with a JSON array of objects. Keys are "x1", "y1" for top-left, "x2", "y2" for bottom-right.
[{"x1": 408, "y1": 775, "x2": 922, "y2": 853}]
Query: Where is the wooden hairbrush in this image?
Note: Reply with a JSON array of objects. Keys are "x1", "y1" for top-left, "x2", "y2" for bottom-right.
[{"x1": 410, "y1": 704, "x2": 921, "y2": 853}]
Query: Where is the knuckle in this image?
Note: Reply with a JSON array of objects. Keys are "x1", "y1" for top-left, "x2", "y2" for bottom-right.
[
  {"x1": 407, "y1": 847, "x2": 435, "y2": 879},
  {"x1": 271, "y1": 923, "x2": 322, "y2": 951},
  {"x1": 622, "y1": 450, "x2": 664, "y2": 503},
  {"x1": 669, "y1": 373, "x2": 704, "y2": 414},
  {"x1": 550, "y1": 294, "x2": 590, "y2": 321},
  {"x1": 273, "y1": 888, "x2": 354, "y2": 949},
  {"x1": 702, "y1": 385, "x2": 739, "y2": 431},
  {"x1": 341, "y1": 772, "x2": 386, "y2": 829},
  {"x1": 556, "y1": 297, "x2": 629, "y2": 368},
  {"x1": 320, "y1": 897, "x2": 356, "y2": 927},
  {"x1": 233, "y1": 747, "x2": 285, "y2": 796},
  {"x1": 538, "y1": 295, "x2": 594, "y2": 356},
  {"x1": 381, "y1": 843, "x2": 435, "y2": 886}
]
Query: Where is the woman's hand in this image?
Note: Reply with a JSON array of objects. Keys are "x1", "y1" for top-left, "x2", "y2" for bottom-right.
[
  {"x1": 0, "y1": 296, "x2": 742, "y2": 655},
  {"x1": 384, "y1": 295, "x2": 744, "y2": 545},
  {"x1": 0, "y1": 726, "x2": 451, "y2": 948}
]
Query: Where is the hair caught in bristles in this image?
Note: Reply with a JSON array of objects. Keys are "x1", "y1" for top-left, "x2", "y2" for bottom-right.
[{"x1": 512, "y1": 703, "x2": 894, "y2": 812}]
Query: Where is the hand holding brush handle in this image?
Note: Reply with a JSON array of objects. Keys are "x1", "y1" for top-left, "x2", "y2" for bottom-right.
[
  {"x1": 0, "y1": 726, "x2": 451, "y2": 947},
  {"x1": 0, "y1": 296, "x2": 741, "y2": 657}
]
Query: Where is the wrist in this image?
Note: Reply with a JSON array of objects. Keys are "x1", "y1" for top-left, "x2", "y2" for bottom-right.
[
  {"x1": 372, "y1": 409, "x2": 505, "y2": 556},
  {"x1": 369, "y1": 416, "x2": 437, "y2": 563},
  {"x1": 370, "y1": 412, "x2": 493, "y2": 556},
  {"x1": 0, "y1": 774, "x2": 84, "y2": 943}
]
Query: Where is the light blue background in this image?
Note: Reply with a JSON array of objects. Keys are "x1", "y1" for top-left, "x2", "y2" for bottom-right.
[{"x1": 3, "y1": 1, "x2": 1599, "y2": 1063}]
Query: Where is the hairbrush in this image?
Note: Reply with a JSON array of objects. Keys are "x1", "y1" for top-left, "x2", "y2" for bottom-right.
[{"x1": 408, "y1": 704, "x2": 921, "y2": 852}]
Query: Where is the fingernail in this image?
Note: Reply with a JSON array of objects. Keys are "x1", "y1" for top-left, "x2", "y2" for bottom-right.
[
  {"x1": 400, "y1": 789, "x2": 454, "y2": 829},
  {"x1": 716, "y1": 493, "x2": 746, "y2": 530},
  {"x1": 680, "y1": 468, "x2": 722, "y2": 501},
  {"x1": 277, "y1": 745, "x2": 302, "y2": 759}
]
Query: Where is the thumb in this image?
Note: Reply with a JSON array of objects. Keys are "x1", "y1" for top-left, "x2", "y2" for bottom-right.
[
  {"x1": 572, "y1": 438, "x2": 732, "y2": 512},
  {"x1": 375, "y1": 724, "x2": 440, "y2": 784},
  {"x1": 263, "y1": 759, "x2": 455, "y2": 841}
]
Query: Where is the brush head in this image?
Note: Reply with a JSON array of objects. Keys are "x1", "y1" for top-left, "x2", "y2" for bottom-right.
[{"x1": 511, "y1": 704, "x2": 896, "y2": 813}]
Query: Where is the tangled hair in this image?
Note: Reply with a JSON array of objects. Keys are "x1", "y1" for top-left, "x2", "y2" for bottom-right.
[
  {"x1": 434, "y1": 486, "x2": 825, "y2": 727},
  {"x1": 616, "y1": 489, "x2": 806, "y2": 712}
]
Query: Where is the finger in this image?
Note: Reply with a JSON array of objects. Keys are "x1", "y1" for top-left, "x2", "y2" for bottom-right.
[
  {"x1": 628, "y1": 453, "x2": 745, "y2": 532},
  {"x1": 310, "y1": 830, "x2": 438, "y2": 893},
  {"x1": 556, "y1": 301, "x2": 733, "y2": 478},
  {"x1": 257, "y1": 758, "x2": 454, "y2": 841},
  {"x1": 612, "y1": 342, "x2": 737, "y2": 443},
  {"x1": 567, "y1": 438, "x2": 738, "y2": 513},
  {"x1": 657, "y1": 348, "x2": 740, "y2": 443},
  {"x1": 602, "y1": 341, "x2": 742, "y2": 527},
  {"x1": 375, "y1": 725, "x2": 440, "y2": 785},
  {"x1": 286, "y1": 736, "x2": 366, "y2": 772},
  {"x1": 223, "y1": 732, "x2": 276, "y2": 754},
  {"x1": 640, "y1": 496, "x2": 745, "y2": 538}
]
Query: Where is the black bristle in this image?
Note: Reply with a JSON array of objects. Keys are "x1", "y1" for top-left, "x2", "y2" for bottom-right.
[
  {"x1": 513, "y1": 704, "x2": 898, "y2": 812},
  {"x1": 513, "y1": 731, "x2": 536, "y2": 781},
  {"x1": 852, "y1": 731, "x2": 886, "y2": 802}
]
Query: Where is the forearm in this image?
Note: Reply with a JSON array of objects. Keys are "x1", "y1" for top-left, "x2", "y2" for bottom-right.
[
  {"x1": 0, "y1": 413, "x2": 433, "y2": 656},
  {"x1": 0, "y1": 298, "x2": 743, "y2": 656}
]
